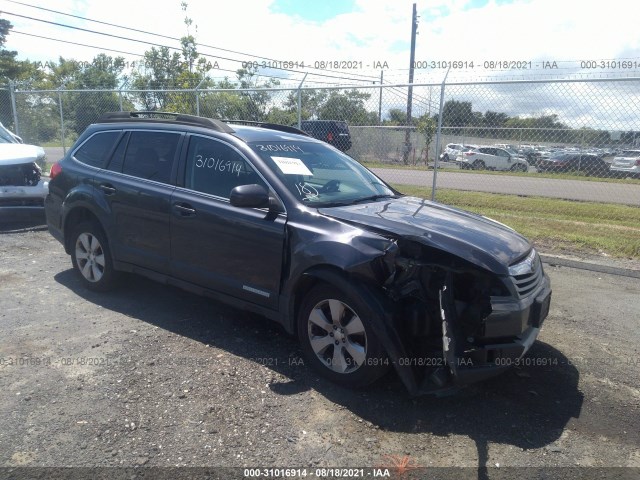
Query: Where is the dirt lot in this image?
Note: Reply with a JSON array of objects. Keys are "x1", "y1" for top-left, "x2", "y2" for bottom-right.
[{"x1": 0, "y1": 218, "x2": 639, "y2": 479}]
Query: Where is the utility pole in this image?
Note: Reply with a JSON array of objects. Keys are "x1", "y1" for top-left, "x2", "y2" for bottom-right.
[{"x1": 402, "y1": 3, "x2": 418, "y2": 164}]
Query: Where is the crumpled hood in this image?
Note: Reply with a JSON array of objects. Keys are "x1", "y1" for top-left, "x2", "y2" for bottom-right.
[
  {"x1": 319, "y1": 196, "x2": 532, "y2": 275},
  {"x1": 0, "y1": 144, "x2": 46, "y2": 165}
]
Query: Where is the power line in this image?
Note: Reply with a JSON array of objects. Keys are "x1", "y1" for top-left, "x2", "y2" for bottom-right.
[
  {"x1": 11, "y1": 30, "x2": 367, "y2": 88},
  {"x1": 3, "y1": 0, "x2": 381, "y2": 82},
  {"x1": 4, "y1": 10, "x2": 377, "y2": 85}
]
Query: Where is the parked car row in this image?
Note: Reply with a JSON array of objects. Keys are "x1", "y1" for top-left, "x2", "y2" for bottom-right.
[
  {"x1": 536, "y1": 153, "x2": 610, "y2": 176},
  {"x1": 535, "y1": 148, "x2": 639, "y2": 178},
  {"x1": 444, "y1": 142, "x2": 640, "y2": 178}
]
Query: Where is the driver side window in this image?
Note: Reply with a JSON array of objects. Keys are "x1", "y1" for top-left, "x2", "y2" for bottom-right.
[{"x1": 185, "y1": 136, "x2": 267, "y2": 199}]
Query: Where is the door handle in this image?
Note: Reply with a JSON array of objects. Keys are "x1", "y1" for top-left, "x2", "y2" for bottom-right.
[
  {"x1": 173, "y1": 203, "x2": 196, "y2": 216},
  {"x1": 99, "y1": 183, "x2": 116, "y2": 195}
]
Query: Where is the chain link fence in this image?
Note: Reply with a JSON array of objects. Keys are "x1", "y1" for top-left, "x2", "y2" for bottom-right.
[{"x1": 4, "y1": 78, "x2": 640, "y2": 210}]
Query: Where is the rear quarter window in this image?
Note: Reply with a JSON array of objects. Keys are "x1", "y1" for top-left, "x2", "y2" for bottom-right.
[
  {"x1": 73, "y1": 131, "x2": 121, "y2": 168},
  {"x1": 121, "y1": 131, "x2": 181, "y2": 184}
]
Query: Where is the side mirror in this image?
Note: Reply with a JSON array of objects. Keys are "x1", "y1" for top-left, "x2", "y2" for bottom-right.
[{"x1": 230, "y1": 184, "x2": 271, "y2": 209}]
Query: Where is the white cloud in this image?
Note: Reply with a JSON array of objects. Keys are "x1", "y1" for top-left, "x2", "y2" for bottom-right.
[
  {"x1": 3, "y1": 0, "x2": 640, "y2": 127},
  {"x1": 5, "y1": 0, "x2": 639, "y2": 82}
]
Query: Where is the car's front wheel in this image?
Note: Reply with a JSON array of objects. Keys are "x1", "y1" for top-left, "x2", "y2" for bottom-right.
[
  {"x1": 297, "y1": 284, "x2": 389, "y2": 387},
  {"x1": 70, "y1": 222, "x2": 118, "y2": 292}
]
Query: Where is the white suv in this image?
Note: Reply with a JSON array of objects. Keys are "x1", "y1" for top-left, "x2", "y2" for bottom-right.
[
  {"x1": 456, "y1": 146, "x2": 529, "y2": 172},
  {"x1": 609, "y1": 150, "x2": 640, "y2": 178}
]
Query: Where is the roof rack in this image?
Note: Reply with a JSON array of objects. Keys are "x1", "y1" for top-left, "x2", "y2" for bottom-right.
[
  {"x1": 222, "y1": 120, "x2": 309, "y2": 136},
  {"x1": 96, "y1": 111, "x2": 235, "y2": 133}
]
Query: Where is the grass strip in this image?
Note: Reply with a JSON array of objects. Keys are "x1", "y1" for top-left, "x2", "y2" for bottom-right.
[{"x1": 394, "y1": 185, "x2": 640, "y2": 259}]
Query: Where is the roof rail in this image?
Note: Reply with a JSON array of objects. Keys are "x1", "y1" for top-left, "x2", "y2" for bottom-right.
[
  {"x1": 222, "y1": 120, "x2": 309, "y2": 136},
  {"x1": 96, "y1": 111, "x2": 235, "y2": 133}
]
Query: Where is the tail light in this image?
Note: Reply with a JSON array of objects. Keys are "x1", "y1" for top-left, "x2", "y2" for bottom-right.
[
  {"x1": 635, "y1": 159, "x2": 640, "y2": 166},
  {"x1": 50, "y1": 162, "x2": 62, "y2": 179},
  {"x1": 327, "y1": 132, "x2": 334, "y2": 141}
]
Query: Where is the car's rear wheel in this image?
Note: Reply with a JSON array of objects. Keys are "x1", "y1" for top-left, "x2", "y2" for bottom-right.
[
  {"x1": 472, "y1": 160, "x2": 486, "y2": 170},
  {"x1": 511, "y1": 163, "x2": 528, "y2": 172},
  {"x1": 70, "y1": 222, "x2": 118, "y2": 291},
  {"x1": 297, "y1": 284, "x2": 389, "y2": 387}
]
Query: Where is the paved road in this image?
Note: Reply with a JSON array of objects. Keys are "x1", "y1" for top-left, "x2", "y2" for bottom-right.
[
  {"x1": 44, "y1": 147, "x2": 640, "y2": 206},
  {"x1": 373, "y1": 167, "x2": 640, "y2": 206}
]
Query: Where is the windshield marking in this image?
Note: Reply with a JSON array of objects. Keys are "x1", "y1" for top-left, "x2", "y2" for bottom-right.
[
  {"x1": 255, "y1": 144, "x2": 305, "y2": 153},
  {"x1": 296, "y1": 182, "x2": 319, "y2": 199}
]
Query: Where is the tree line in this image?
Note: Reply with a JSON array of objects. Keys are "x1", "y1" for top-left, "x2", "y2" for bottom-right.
[{"x1": 0, "y1": 8, "x2": 634, "y2": 148}]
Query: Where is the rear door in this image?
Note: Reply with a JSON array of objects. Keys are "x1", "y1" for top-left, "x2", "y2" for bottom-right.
[
  {"x1": 97, "y1": 129, "x2": 183, "y2": 273},
  {"x1": 170, "y1": 134, "x2": 286, "y2": 309}
]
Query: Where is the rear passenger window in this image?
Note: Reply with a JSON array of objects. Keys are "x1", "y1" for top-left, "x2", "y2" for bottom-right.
[
  {"x1": 73, "y1": 131, "x2": 121, "y2": 168},
  {"x1": 185, "y1": 136, "x2": 267, "y2": 199},
  {"x1": 122, "y1": 131, "x2": 181, "y2": 184}
]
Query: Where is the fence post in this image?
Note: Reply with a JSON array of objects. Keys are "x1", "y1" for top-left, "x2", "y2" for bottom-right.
[
  {"x1": 195, "y1": 78, "x2": 205, "y2": 116},
  {"x1": 296, "y1": 73, "x2": 308, "y2": 128},
  {"x1": 9, "y1": 80, "x2": 19, "y2": 137},
  {"x1": 57, "y1": 87, "x2": 67, "y2": 155},
  {"x1": 431, "y1": 69, "x2": 450, "y2": 202},
  {"x1": 378, "y1": 70, "x2": 383, "y2": 124}
]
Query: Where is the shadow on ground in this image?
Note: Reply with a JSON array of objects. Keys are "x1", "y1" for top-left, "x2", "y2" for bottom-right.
[
  {"x1": 0, "y1": 214, "x2": 47, "y2": 233},
  {"x1": 55, "y1": 269, "x2": 583, "y2": 478}
]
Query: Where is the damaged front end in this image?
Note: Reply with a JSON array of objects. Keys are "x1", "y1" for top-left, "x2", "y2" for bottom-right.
[
  {"x1": 382, "y1": 239, "x2": 551, "y2": 395},
  {"x1": 0, "y1": 144, "x2": 48, "y2": 210}
]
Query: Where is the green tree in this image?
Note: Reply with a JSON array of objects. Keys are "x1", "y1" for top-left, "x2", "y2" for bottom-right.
[
  {"x1": 441, "y1": 99, "x2": 474, "y2": 133},
  {"x1": 318, "y1": 89, "x2": 376, "y2": 125},
  {"x1": 416, "y1": 115, "x2": 436, "y2": 165},
  {"x1": 130, "y1": 2, "x2": 214, "y2": 113},
  {"x1": 284, "y1": 89, "x2": 329, "y2": 123},
  {"x1": 384, "y1": 108, "x2": 411, "y2": 126},
  {"x1": 0, "y1": 18, "x2": 45, "y2": 132},
  {"x1": 42, "y1": 54, "x2": 128, "y2": 136}
]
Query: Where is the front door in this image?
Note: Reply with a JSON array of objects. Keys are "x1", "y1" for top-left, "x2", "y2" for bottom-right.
[{"x1": 170, "y1": 135, "x2": 286, "y2": 309}]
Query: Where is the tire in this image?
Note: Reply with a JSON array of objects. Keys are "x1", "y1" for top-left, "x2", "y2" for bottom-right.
[
  {"x1": 511, "y1": 163, "x2": 528, "y2": 172},
  {"x1": 70, "y1": 221, "x2": 118, "y2": 292},
  {"x1": 297, "y1": 283, "x2": 389, "y2": 388},
  {"x1": 472, "y1": 160, "x2": 485, "y2": 170}
]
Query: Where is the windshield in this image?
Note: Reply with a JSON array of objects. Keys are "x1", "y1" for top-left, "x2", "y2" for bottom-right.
[
  {"x1": 0, "y1": 126, "x2": 19, "y2": 144},
  {"x1": 249, "y1": 141, "x2": 396, "y2": 207}
]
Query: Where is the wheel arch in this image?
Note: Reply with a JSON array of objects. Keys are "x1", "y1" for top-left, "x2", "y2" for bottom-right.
[
  {"x1": 63, "y1": 207, "x2": 105, "y2": 254},
  {"x1": 287, "y1": 265, "x2": 418, "y2": 393},
  {"x1": 285, "y1": 265, "x2": 350, "y2": 336}
]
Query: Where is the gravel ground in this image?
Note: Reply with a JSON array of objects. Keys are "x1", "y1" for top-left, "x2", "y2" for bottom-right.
[{"x1": 0, "y1": 218, "x2": 639, "y2": 479}]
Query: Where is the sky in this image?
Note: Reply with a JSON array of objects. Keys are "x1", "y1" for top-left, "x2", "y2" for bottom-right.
[
  {"x1": 3, "y1": 0, "x2": 640, "y2": 87},
  {"x1": 2, "y1": 0, "x2": 640, "y2": 129}
]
